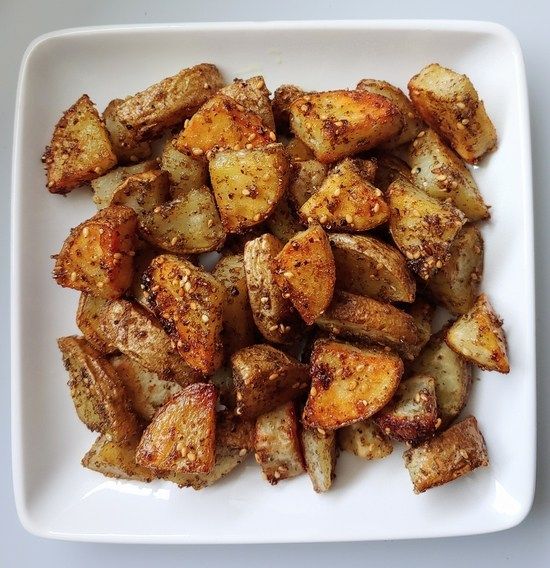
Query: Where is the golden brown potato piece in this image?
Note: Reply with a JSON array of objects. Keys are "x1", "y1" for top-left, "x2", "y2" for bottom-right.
[
  {"x1": 212, "y1": 254, "x2": 257, "y2": 359},
  {"x1": 254, "y1": 402, "x2": 305, "y2": 484},
  {"x1": 231, "y1": 344, "x2": 309, "y2": 419},
  {"x1": 329, "y1": 233, "x2": 415, "y2": 303},
  {"x1": 43, "y1": 94, "x2": 117, "y2": 193},
  {"x1": 403, "y1": 415, "x2": 489, "y2": 493},
  {"x1": 209, "y1": 144, "x2": 290, "y2": 233},
  {"x1": 160, "y1": 139, "x2": 208, "y2": 198},
  {"x1": 374, "y1": 374, "x2": 438, "y2": 444},
  {"x1": 388, "y1": 177, "x2": 466, "y2": 280},
  {"x1": 285, "y1": 137, "x2": 315, "y2": 161},
  {"x1": 301, "y1": 428, "x2": 337, "y2": 493},
  {"x1": 373, "y1": 152, "x2": 413, "y2": 193},
  {"x1": 111, "y1": 169, "x2": 170, "y2": 217},
  {"x1": 289, "y1": 90, "x2": 403, "y2": 162},
  {"x1": 243, "y1": 234, "x2": 302, "y2": 344},
  {"x1": 303, "y1": 339, "x2": 403, "y2": 430},
  {"x1": 406, "y1": 297, "x2": 435, "y2": 352},
  {"x1": 52, "y1": 205, "x2": 137, "y2": 299},
  {"x1": 272, "y1": 84, "x2": 305, "y2": 133},
  {"x1": 316, "y1": 290, "x2": 421, "y2": 360},
  {"x1": 273, "y1": 225, "x2": 335, "y2": 324},
  {"x1": 288, "y1": 160, "x2": 328, "y2": 209},
  {"x1": 221, "y1": 76, "x2": 275, "y2": 130},
  {"x1": 357, "y1": 78, "x2": 424, "y2": 147},
  {"x1": 113, "y1": 63, "x2": 223, "y2": 144},
  {"x1": 143, "y1": 255, "x2": 225, "y2": 374},
  {"x1": 140, "y1": 188, "x2": 226, "y2": 254},
  {"x1": 409, "y1": 129, "x2": 489, "y2": 221},
  {"x1": 408, "y1": 63, "x2": 497, "y2": 163},
  {"x1": 76, "y1": 294, "x2": 117, "y2": 354},
  {"x1": 300, "y1": 158, "x2": 389, "y2": 232},
  {"x1": 337, "y1": 419, "x2": 393, "y2": 460},
  {"x1": 175, "y1": 94, "x2": 273, "y2": 154},
  {"x1": 446, "y1": 294, "x2": 510, "y2": 373},
  {"x1": 266, "y1": 198, "x2": 304, "y2": 243},
  {"x1": 428, "y1": 225, "x2": 484, "y2": 315},
  {"x1": 58, "y1": 336, "x2": 140, "y2": 442},
  {"x1": 136, "y1": 383, "x2": 217, "y2": 473}
]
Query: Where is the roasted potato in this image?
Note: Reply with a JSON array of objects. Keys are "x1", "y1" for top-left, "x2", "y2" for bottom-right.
[
  {"x1": 373, "y1": 152, "x2": 413, "y2": 193},
  {"x1": 266, "y1": 198, "x2": 304, "y2": 242},
  {"x1": 408, "y1": 63, "x2": 497, "y2": 163},
  {"x1": 76, "y1": 293, "x2": 117, "y2": 354},
  {"x1": 285, "y1": 137, "x2": 315, "y2": 161},
  {"x1": 301, "y1": 428, "x2": 337, "y2": 493},
  {"x1": 337, "y1": 419, "x2": 393, "y2": 460},
  {"x1": 406, "y1": 297, "x2": 435, "y2": 352},
  {"x1": 272, "y1": 84, "x2": 305, "y2": 133},
  {"x1": 288, "y1": 159, "x2": 328, "y2": 209},
  {"x1": 52, "y1": 205, "x2": 137, "y2": 299},
  {"x1": 160, "y1": 138, "x2": 208, "y2": 198},
  {"x1": 43, "y1": 94, "x2": 117, "y2": 193},
  {"x1": 111, "y1": 169, "x2": 170, "y2": 217},
  {"x1": 303, "y1": 339, "x2": 403, "y2": 430},
  {"x1": 289, "y1": 90, "x2": 403, "y2": 162},
  {"x1": 209, "y1": 144, "x2": 290, "y2": 233},
  {"x1": 216, "y1": 412, "x2": 255, "y2": 452},
  {"x1": 221, "y1": 76, "x2": 275, "y2": 130},
  {"x1": 403, "y1": 415, "x2": 489, "y2": 493},
  {"x1": 127, "y1": 243, "x2": 161, "y2": 310},
  {"x1": 446, "y1": 294, "x2": 509, "y2": 373}
]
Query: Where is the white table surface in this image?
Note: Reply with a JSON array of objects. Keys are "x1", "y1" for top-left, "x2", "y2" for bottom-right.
[{"x1": 2, "y1": 0, "x2": 548, "y2": 565}]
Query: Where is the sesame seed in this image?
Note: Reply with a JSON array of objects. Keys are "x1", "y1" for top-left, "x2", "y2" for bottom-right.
[
  {"x1": 242, "y1": 189, "x2": 251, "y2": 196},
  {"x1": 283, "y1": 271, "x2": 294, "y2": 279},
  {"x1": 374, "y1": 188, "x2": 383, "y2": 197},
  {"x1": 456, "y1": 102, "x2": 466, "y2": 109},
  {"x1": 413, "y1": 251, "x2": 421, "y2": 260},
  {"x1": 203, "y1": 82, "x2": 210, "y2": 89},
  {"x1": 47, "y1": 181, "x2": 54, "y2": 188},
  {"x1": 254, "y1": 452, "x2": 261, "y2": 463},
  {"x1": 201, "y1": 313, "x2": 209, "y2": 323},
  {"x1": 457, "y1": 122, "x2": 465, "y2": 130},
  {"x1": 246, "y1": 143, "x2": 253, "y2": 150},
  {"x1": 436, "y1": 260, "x2": 443, "y2": 269},
  {"x1": 207, "y1": 219, "x2": 214, "y2": 228},
  {"x1": 334, "y1": 120, "x2": 343, "y2": 127},
  {"x1": 279, "y1": 323, "x2": 286, "y2": 333},
  {"x1": 414, "y1": 393, "x2": 421, "y2": 403},
  {"x1": 356, "y1": 364, "x2": 365, "y2": 372},
  {"x1": 177, "y1": 340, "x2": 183, "y2": 348},
  {"x1": 459, "y1": 449, "x2": 469, "y2": 460},
  {"x1": 253, "y1": 214, "x2": 261, "y2": 222},
  {"x1": 187, "y1": 451, "x2": 196, "y2": 462},
  {"x1": 269, "y1": 324, "x2": 279, "y2": 332},
  {"x1": 317, "y1": 428, "x2": 326, "y2": 436},
  {"x1": 283, "y1": 292, "x2": 291, "y2": 299},
  {"x1": 260, "y1": 296, "x2": 269, "y2": 304},
  {"x1": 435, "y1": 418, "x2": 442, "y2": 428},
  {"x1": 345, "y1": 214, "x2": 354, "y2": 224},
  {"x1": 82, "y1": 227, "x2": 90, "y2": 237},
  {"x1": 273, "y1": 471, "x2": 281, "y2": 479},
  {"x1": 153, "y1": 206, "x2": 162, "y2": 214},
  {"x1": 269, "y1": 372, "x2": 278, "y2": 381},
  {"x1": 70, "y1": 271, "x2": 77, "y2": 281},
  {"x1": 184, "y1": 119, "x2": 190, "y2": 128},
  {"x1": 170, "y1": 236, "x2": 178, "y2": 246},
  {"x1": 236, "y1": 407, "x2": 243, "y2": 415},
  {"x1": 94, "y1": 167, "x2": 102, "y2": 174},
  {"x1": 372, "y1": 203, "x2": 380, "y2": 213},
  {"x1": 99, "y1": 228, "x2": 104, "y2": 235},
  {"x1": 348, "y1": 379, "x2": 358, "y2": 390},
  {"x1": 320, "y1": 114, "x2": 328, "y2": 120},
  {"x1": 310, "y1": 386, "x2": 317, "y2": 396},
  {"x1": 190, "y1": 301, "x2": 197, "y2": 310},
  {"x1": 184, "y1": 281, "x2": 192, "y2": 292},
  {"x1": 437, "y1": 174, "x2": 447, "y2": 181},
  {"x1": 239, "y1": 448, "x2": 247, "y2": 456},
  {"x1": 236, "y1": 392, "x2": 243, "y2": 401},
  {"x1": 461, "y1": 118, "x2": 469, "y2": 125},
  {"x1": 97, "y1": 281, "x2": 104, "y2": 288},
  {"x1": 300, "y1": 104, "x2": 309, "y2": 112},
  {"x1": 333, "y1": 188, "x2": 341, "y2": 197},
  {"x1": 269, "y1": 131, "x2": 277, "y2": 141},
  {"x1": 248, "y1": 133, "x2": 256, "y2": 141},
  {"x1": 114, "y1": 252, "x2": 123, "y2": 259},
  {"x1": 418, "y1": 130, "x2": 426, "y2": 138},
  {"x1": 406, "y1": 251, "x2": 414, "y2": 260},
  {"x1": 192, "y1": 147, "x2": 204, "y2": 156},
  {"x1": 307, "y1": 216, "x2": 314, "y2": 224},
  {"x1": 319, "y1": 215, "x2": 328, "y2": 224},
  {"x1": 422, "y1": 181, "x2": 428, "y2": 187}
]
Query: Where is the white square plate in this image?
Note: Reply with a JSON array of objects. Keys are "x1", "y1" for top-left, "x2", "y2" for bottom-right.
[{"x1": 11, "y1": 20, "x2": 535, "y2": 543}]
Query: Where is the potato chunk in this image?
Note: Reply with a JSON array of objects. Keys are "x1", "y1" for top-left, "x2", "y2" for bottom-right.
[
  {"x1": 406, "y1": 297, "x2": 435, "y2": 353},
  {"x1": 43, "y1": 94, "x2": 117, "y2": 193},
  {"x1": 329, "y1": 233, "x2": 415, "y2": 303},
  {"x1": 52, "y1": 205, "x2": 137, "y2": 299},
  {"x1": 337, "y1": 419, "x2": 393, "y2": 460},
  {"x1": 388, "y1": 177, "x2": 466, "y2": 280},
  {"x1": 272, "y1": 84, "x2": 305, "y2": 133},
  {"x1": 403, "y1": 416, "x2": 489, "y2": 493},
  {"x1": 288, "y1": 160, "x2": 328, "y2": 209},
  {"x1": 111, "y1": 169, "x2": 170, "y2": 217},
  {"x1": 58, "y1": 336, "x2": 140, "y2": 442},
  {"x1": 266, "y1": 198, "x2": 304, "y2": 243},
  {"x1": 373, "y1": 152, "x2": 413, "y2": 193},
  {"x1": 301, "y1": 428, "x2": 337, "y2": 493},
  {"x1": 160, "y1": 139, "x2": 208, "y2": 198},
  {"x1": 446, "y1": 294, "x2": 510, "y2": 373},
  {"x1": 289, "y1": 90, "x2": 403, "y2": 162},
  {"x1": 408, "y1": 63, "x2": 497, "y2": 163},
  {"x1": 136, "y1": 383, "x2": 217, "y2": 473},
  {"x1": 303, "y1": 340, "x2": 403, "y2": 430},
  {"x1": 209, "y1": 144, "x2": 290, "y2": 233},
  {"x1": 76, "y1": 293, "x2": 117, "y2": 354},
  {"x1": 143, "y1": 255, "x2": 225, "y2": 374},
  {"x1": 273, "y1": 225, "x2": 335, "y2": 324},
  {"x1": 231, "y1": 344, "x2": 309, "y2": 419}
]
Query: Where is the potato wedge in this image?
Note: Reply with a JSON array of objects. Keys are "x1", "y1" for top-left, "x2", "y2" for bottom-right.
[
  {"x1": 143, "y1": 255, "x2": 225, "y2": 374},
  {"x1": 221, "y1": 76, "x2": 275, "y2": 130},
  {"x1": 288, "y1": 160, "x2": 328, "y2": 209},
  {"x1": 273, "y1": 225, "x2": 335, "y2": 324},
  {"x1": 76, "y1": 293, "x2": 117, "y2": 354},
  {"x1": 406, "y1": 297, "x2": 435, "y2": 352},
  {"x1": 388, "y1": 177, "x2": 466, "y2": 280},
  {"x1": 231, "y1": 344, "x2": 309, "y2": 419},
  {"x1": 52, "y1": 205, "x2": 137, "y2": 299},
  {"x1": 408, "y1": 63, "x2": 497, "y2": 163},
  {"x1": 303, "y1": 339, "x2": 403, "y2": 430},
  {"x1": 301, "y1": 428, "x2": 337, "y2": 493},
  {"x1": 266, "y1": 198, "x2": 304, "y2": 242},
  {"x1": 403, "y1": 415, "x2": 489, "y2": 493},
  {"x1": 337, "y1": 419, "x2": 393, "y2": 460},
  {"x1": 136, "y1": 383, "x2": 217, "y2": 473},
  {"x1": 428, "y1": 225, "x2": 484, "y2": 315},
  {"x1": 43, "y1": 94, "x2": 117, "y2": 193},
  {"x1": 289, "y1": 90, "x2": 403, "y2": 162},
  {"x1": 329, "y1": 233, "x2": 416, "y2": 303},
  {"x1": 160, "y1": 138, "x2": 208, "y2": 198},
  {"x1": 58, "y1": 336, "x2": 140, "y2": 442},
  {"x1": 111, "y1": 169, "x2": 170, "y2": 217},
  {"x1": 446, "y1": 294, "x2": 510, "y2": 373},
  {"x1": 140, "y1": 188, "x2": 226, "y2": 254},
  {"x1": 254, "y1": 402, "x2": 305, "y2": 484},
  {"x1": 373, "y1": 152, "x2": 413, "y2": 193},
  {"x1": 209, "y1": 144, "x2": 290, "y2": 233},
  {"x1": 272, "y1": 84, "x2": 305, "y2": 133}
]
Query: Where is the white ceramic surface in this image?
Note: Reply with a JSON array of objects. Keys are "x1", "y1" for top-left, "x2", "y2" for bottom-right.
[{"x1": 11, "y1": 20, "x2": 535, "y2": 543}]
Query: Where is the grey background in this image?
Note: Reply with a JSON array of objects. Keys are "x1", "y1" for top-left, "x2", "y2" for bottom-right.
[{"x1": 1, "y1": 0, "x2": 548, "y2": 565}]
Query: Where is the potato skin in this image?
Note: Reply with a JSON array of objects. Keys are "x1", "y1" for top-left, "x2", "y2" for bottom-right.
[
  {"x1": 373, "y1": 152, "x2": 413, "y2": 193},
  {"x1": 160, "y1": 139, "x2": 208, "y2": 198},
  {"x1": 76, "y1": 293, "x2": 117, "y2": 354},
  {"x1": 266, "y1": 198, "x2": 304, "y2": 243},
  {"x1": 111, "y1": 169, "x2": 170, "y2": 217},
  {"x1": 272, "y1": 84, "x2": 305, "y2": 133},
  {"x1": 288, "y1": 160, "x2": 328, "y2": 209},
  {"x1": 301, "y1": 428, "x2": 337, "y2": 493}
]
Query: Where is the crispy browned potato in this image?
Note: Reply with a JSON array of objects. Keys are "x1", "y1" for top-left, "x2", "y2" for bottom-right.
[
  {"x1": 254, "y1": 402, "x2": 305, "y2": 484},
  {"x1": 406, "y1": 297, "x2": 435, "y2": 352},
  {"x1": 231, "y1": 344, "x2": 309, "y2": 419},
  {"x1": 288, "y1": 160, "x2": 328, "y2": 209},
  {"x1": 58, "y1": 336, "x2": 140, "y2": 442},
  {"x1": 212, "y1": 254, "x2": 257, "y2": 359},
  {"x1": 111, "y1": 169, "x2": 170, "y2": 217},
  {"x1": 316, "y1": 290, "x2": 421, "y2": 360},
  {"x1": 160, "y1": 138, "x2": 208, "y2": 198},
  {"x1": 112, "y1": 63, "x2": 224, "y2": 145},
  {"x1": 373, "y1": 152, "x2": 413, "y2": 193},
  {"x1": 403, "y1": 415, "x2": 489, "y2": 493},
  {"x1": 300, "y1": 158, "x2": 389, "y2": 232},
  {"x1": 243, "y1": 234, "x2": 302, "y2": 344},
  {"x1": 273, "y1": 225, "x2": 335, "y2": 324},
  {"x1": 285, "y1": 137, "x2": 316, "y2": 161},
  {"x1": 408, "y1": 64, "x2": 497, "y2": 163},
  {"x1": 374, "y1": 374, "x2": 438, "y2": 444},
  {"x1": 272, "y1": 84, "x2": 305, "y2": 133},
  {"x1": 388, "y1": 177, "x2": 466, "y2": 280},
  {"x1": 301, "y1": 428, "x2": 337, "y2": 493},
  {"x1": 143, "y1": 255, "x2": 225, "y2": 374},
  {"x1": 136, "y1": 383, "x2": 217, "y2": 473},
  {"x1": 140, "y1": 188, "x2": 226, "y2": 254},
  {"x1": 266, "y1": 198, "x2": 304, "y2": 242},
  {"x1": 337, "y1": 419, "x2": 393, "y2": 460},
  {"x1": 221, "y1": 76, "x2": 275, "y2": 130},
  {"x1": 43, "y1": 94, "x2": 117, "y2": 193},
  {"x1": 209, "y1": 144, "x2": 290, "y2": 233},
  {"x1": 289, "y1": 90, "x2": 403, "y2": 162},
  {"x1": 303, "y1": 339, "x2": 403, "y2": 430},
  {"x1": 409, "y1": 129, "x2": 489, "y2": 221},
  {"x1": 329, "y1": 233, "x2": 416, "y2": 303},
  {"x1": 76, "y1": 294, "x2": 117, "y2": 354},
  {"x1": 52, "y1": 205, "x2": 137, "y2": 299},
  {"x1": 446, "y1": 294, "x2": 510, "y2": 373},
  {"x1": 428, "y1": 225, "x2": 484, "y2": 315}
]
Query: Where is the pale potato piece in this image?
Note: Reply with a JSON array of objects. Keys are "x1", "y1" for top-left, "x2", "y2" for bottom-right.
[
  {"x1": 160, "y1": 138, "x2": 208, "y2": 198},
  {"x1": 446, "y1": 294, "x2": 510, "y2": 373},
  {"x1": 111, "y1": 169, "x2": 170, "y2": 217},
  {"x1": 272, "y1": 84, "x2": 305, "y2": 133},
  {"x1": 221, "y1": 75, "x2": 275, "y2": 130},
  {"x1": 76, "y1": 293, "x2": 117, "y2": 354},
  {"x1": 301, "y1": 428, "x2": 337, "y2": 493},
  {"x1": 406, "y1": 297, "x2": 435, "y2": 352},
  {"x1": 337, "y1": 419, "x2": 393, "y2": 460},
  {"x1": 373, "y1": 152, "x2": 413, "y2": 193},
  {"x1": 288, "y1": 160, "x2": 328, "y2": 209},
  {"x1": 266, "y1": 198, "x2": 304, "y2": 242}
]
